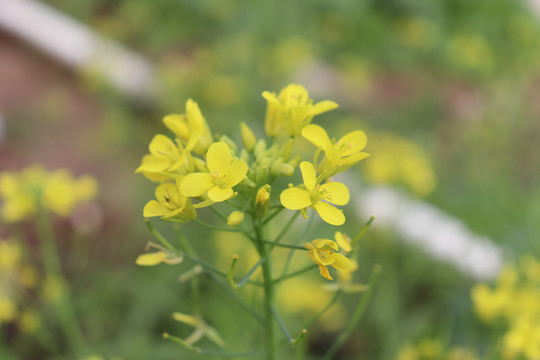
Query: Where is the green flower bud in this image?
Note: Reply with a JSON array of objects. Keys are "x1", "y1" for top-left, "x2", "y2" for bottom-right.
[
  {"x1": 227, "y1": 211, "x2": 245, "y2": 226},
  {"x1": 240, "y1": 122, "x2": 257, "y2": 152}
]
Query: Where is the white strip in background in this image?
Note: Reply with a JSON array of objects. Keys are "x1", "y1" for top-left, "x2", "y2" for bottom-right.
[
  {"x1": 0, "y1": 0, "x2": 156, "y2": 99},
  {"x1": 356, "y1": 186, "x2": 503, "y2": 280}
]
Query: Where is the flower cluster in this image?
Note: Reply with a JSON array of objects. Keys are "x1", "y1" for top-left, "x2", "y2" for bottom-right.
[
  {"x1": 471, "y1": 256, "x2": 540, "y2": 359},
  {"x1": 0, "y1": 166, "x2": 98, "y2": 222},
  {"x1": 137, "y1": 84, "x2": 369, "y2": 282}
]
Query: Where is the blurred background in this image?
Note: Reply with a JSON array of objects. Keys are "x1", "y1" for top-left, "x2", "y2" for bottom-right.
[{"x1": 1, "y1": 0, "x2": 540, "y2": 358}]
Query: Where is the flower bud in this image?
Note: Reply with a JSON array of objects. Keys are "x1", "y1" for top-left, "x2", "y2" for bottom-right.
[
  {"x1": 256, "y1": 158, "x2": 271, "y2": 184},
  {"x1": 282, "y1": 138, "x2": 294, "y2": 161},
  {"x1": 240, "y1": 122, "x2": 257, "y2": 152},
  {"x1": 255, "y1": 185, "x2": 271, "y2": 218},
  {"x1": 227, "y1": 211, "x2": 245, "y2": 226},
  {"x1": 279, "y1": 163, "x2": 295, "y2": 177},
  {"x1": 270, "y1": 158, "x2": 284, "y2": 176},
  {"x1": 254, "y1": 139, "x2": 267, "y2": 159},
  {"x1": 218, "y1": 135, "x2": 238, "y2": 153}
]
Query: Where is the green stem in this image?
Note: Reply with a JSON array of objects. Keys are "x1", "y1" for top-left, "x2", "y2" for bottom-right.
[
  {"x1": 193, "y1": 218, "x2": 250, "y2": 234},
  {"x1": 237, "y1": 259, "x2": 265, "y2": 288},
  {"x1": 321, "y1": 265, "x2": 382, "y2": 360},
  {"x1": 36, "y1": 211, "x2": 87, "y2": 356},
  {"x1": 272, "y1": 306, "x2": 292, "y2": 342},
  {"x1": 281, "y1": 215, "x2": 313, "y2": 276},
  {"x1": 253, "y1": 219, "x2": 276, "y2": 360},
  {"x1": 262, "y1": 207, "x2": 284, "y2": 226},
  {"x1": 262, "y1": 240, "x2": 306, "y2": 250},
  {"x1": 145, "y1": 220, "x2": 177, "y2": 253},
  {"x1": 274, "y1": 265, "x2": 318, "y2": 284},
  {"x1": 271, "y1": 212, "x2": 299, "y2": 245}
]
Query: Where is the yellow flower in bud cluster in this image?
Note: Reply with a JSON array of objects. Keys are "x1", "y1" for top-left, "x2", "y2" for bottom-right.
[
  {"x1": 180, "y1": 142, "x2": 248, "y2": 203},
  {"x1": 305, "y1": 239, "x2": 352, "y2": 280},
  {"x1": 302, "y1": 124, "x2": 370, "y2": 178},
  {"x1": 163, "y1": 99, "x2": 213, "y2": 155},
  {"x1": 143, "y1": 177, "x2": 196, "y2": 222},
  {"x1": 280, "y1": 162, "x2": 349, "y2": 226},
  {"x1": 262, "y1": 84, "x2": 338, "y2": 137}
]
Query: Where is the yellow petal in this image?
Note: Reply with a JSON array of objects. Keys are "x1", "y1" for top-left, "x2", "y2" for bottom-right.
[
  {"x1": 207, "y1": 186, "x2": 233, "y2": 202},
  {"x1": 163, "y1": 114, "x2": 190, "y2": 139},
  {"x1": 180, "y1": 173, "x2": 214, "y2": 197},
  {"x1": 312, "y1": 202, "x2": 345, "y2": 226},
  {"x1": 330, "y1": 253, "x2": 352, "y2": 272},
  {"x1": 311, "y1": 239, "x2": 339, "y2": 251},
  {"x1": 338, "y1": 130, "x2": 367, "y2": 156},
  {"x1": 143, "y1": 200, "x2": 170, "y2": 217},
  {"x1": 223, "y1": 160, "x2": 247, "y2": 187},
  {"x1": 299, "y1": 161, "x2": 317, "y2": 191},
  {"x1": 206, "y1": 142, "x2": 231, "y2": 172},
  {"x1": 320, "y1": 182, "x2": 350, "y2": 206},
  {"x1": 172, "y1": 312, "x2": 198, "y2": 327},
  {"x1": 340, "y1": 152, "x2": 370, "y2": 166},
  {"x1": 262, "y1": 91, "x2": 283, "y2": 107},
  {"x1": 155, "y1": 183, "x2": 179, "y2": 204},
  {"x1": 149, "y1": 134, "x2": 175, "y2": 157},
  {"x1": 301, "y1": 124, "x2": 331, "y2": 149},
  {"x1": 135, "y1": 252, "x2": 167, "y2": 266},
  {"x1": 280, "y1": 188, "x2": 312, "y2": 210},
  {"x1": 335, "y1": 232, "x2": 352, "y2": 253},
  {"x1": 312, "y1": 100, "x2": 338, "y2": 116},
  {"x1": 319, "y1": 265, "x2": 333, "y2": 280},
  {"x1": 135, "y1": 155, "x2": 170, "y2": 173}
]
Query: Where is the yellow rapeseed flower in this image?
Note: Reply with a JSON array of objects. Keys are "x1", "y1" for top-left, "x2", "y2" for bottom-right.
[
  {"x1": 135, "y1": 134, "x2": 191, "y2": 178},
  {"x1": 0, "y1": 296, "x2": 17, "y2": 324},
  {"x1": 280, "y1": 161, "x2": 349, "y2": 226},
  {"x1": 262, "y1": 84, "x2": 338, "y2": 137},
  {"x1": 305, "y1": 239, "x2": 352, "y2": 280},
  {"x1": 180, "y1": 142, "x2": 248, "y2": 203},
  {"x1": 143, "y1": 177, "x2": 196, "y2": 222},
  {"x1": 163, "y1": 99, "x2": 213, "y2": 155},
  {"x1": 302, "y1": 124, "x2": 370, "y2": 177}
]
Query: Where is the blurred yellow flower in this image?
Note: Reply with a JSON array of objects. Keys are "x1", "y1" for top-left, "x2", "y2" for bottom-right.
[
  {"x1": 42, "y1": 276, "x2": 65, "y2": 305},
  {"x1": 262, "y1": 84, "x2": 338, "y2": 137},
  {"x1": 180, "y1": 142, "x2": 248, "y2": 203},
  {"x1": 0, "y1": 166, "x2": 98, "y2": 221},
  {"x1": 0, "y1": 240, "x2": 21, "y2": 271},
  {"x1": 364, "y1": 133, "x2": 436, "y2": 196},
  {"x1": 302, "y1": 124, "x2": 370, "y2": 177},
  {"x1": 280, "y1": 161, "x2": 349, "y2": 225},
  {"x1": 42, "y1": 170, "x2": 98, "y2": 217},
  {"x1": 226, "y1": 211, "x2": 245, "y2": 226},
  {"x1": 305, "y1": 239, "x2": 352, "y2": 280},
  {"x1": 0, "y1": 296, "x2": 17, "y2": 324},
  {"x1": 18, "y1": 308, "x2": 41, "y2": 333}
]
